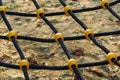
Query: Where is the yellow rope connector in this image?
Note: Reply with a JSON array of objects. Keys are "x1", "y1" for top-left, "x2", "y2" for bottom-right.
[
  {"x1": 101, "y1": 0, "x2": 110, "y2": 10},
  {"x1": 84, "y1": 29, "x2": 94, "y2": 41},
  {"x1": 19, "y1": 59, "x2": 29, "y2": 71},
  {"x1": 54, "y1": 33, "x2": 64, "y2": 45},
  {"x1": 68, "y1": 59, "x2": 78, "y2": 72},
  {"x1": 36, "y1": 8, "x2": 45, "y2": 19},
  {"x1": 106, "y1": 52, "x2": 117, "y2": 65},
  {"x1": 0, "y1": 6, "x2": 6, "y2": 14},
  {"x1": 64, "y1": 6, "x2": 72, "y2": 16},
  {"x1": 7, "y1": 31, "x2": 17, "y2": 41}
]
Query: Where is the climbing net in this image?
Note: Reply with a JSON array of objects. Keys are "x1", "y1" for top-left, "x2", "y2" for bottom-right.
[{"x1": 0, "y1": 0, "x2": 120, "y2": 80}]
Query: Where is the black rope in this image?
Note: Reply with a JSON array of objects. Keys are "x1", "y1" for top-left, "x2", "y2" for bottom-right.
[
  {"x1": 111, "y1": 58, "x2": 120, "y2": 67},
  {"x1": 0, "y1": 0, "x2": 29, "y2": 79},
  {"x1": 1, "y1": 56, "x2": 120, "y2": 70},
  {"x1": 59, "y1": 0, "x2": 120, "y2": 68},
  {"x1": 11, "y1": 37, "x2": 25, "y2": 59},
  {"x1": 40, "y1": 14, "x2": 58, "y2": 33},
  {"x1": 89, "y1": 34, "x2": 110, "y2": 54},
  {"x1": 59, "y1": 0, "x2": 110, "y2": 54},
  {"x1": 23, "y1": 66, "x2": 29, "y2": 80},
  {"x1": 59, "y1": 0, "x2": 88, "y2": 79},
  {"x1": 6, "y1": 11, "x2": 36, "y2": 17},
  {"x1": 0, "y1": 59, "x2": 109, "y2": 70},
  {"x1": 59, "y1": 39, "x2": 72, "y2": 59},
  {"x1": 31, "y1": 0, "x2": 73, "y2": 60},
  {"x1": 0, "y1": 0, "x2": 2, "y2": 5},
  {"x1": 68, "y1": 10, "x2": 88, "y2": 30},
  {"x1": 31, "y1": 0, "x2": 58, "y2": 33},
  {"x1": 105, "y1": 3, "x2": 120, "y2": 20},
  {"x1": 59, "y1": 0, "x2": 67, "y2": 7},
  {"x1": 1, "y1": 12, "x2": 13, "y2": 31},
  {"x1": 0, "y1": 29, "x2": 120, "y2": 42},
  {"x1": 31, "y1": 0, "x2": 77, "y2": 75},
  {"x1": 72, "y1": 65, "x2": 84, "y2": 80},
  {"x1": 1, "y1": 10, "x2": 25, "y2": 60},
  {"x1": 5, "y1": 0, "x2": 120, "y2": 17},
  {"x1": 32, "y1": 0, "x2": 40, "y2": 9},
  {"x1": 0, "y1": 2, "x2": 25, "y2": 59},
  {"x1": 31, "y1": 0, "x2": 84, "y2": 79}
]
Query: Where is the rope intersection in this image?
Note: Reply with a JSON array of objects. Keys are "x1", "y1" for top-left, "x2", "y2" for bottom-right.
[{"x1": 0, "y1": 0, "x2": 120, "y2": 80}]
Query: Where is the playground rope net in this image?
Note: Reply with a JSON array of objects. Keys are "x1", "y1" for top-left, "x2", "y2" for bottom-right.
[{"x1": 0, "y1": 0, "x2": 120, "y2": 80}]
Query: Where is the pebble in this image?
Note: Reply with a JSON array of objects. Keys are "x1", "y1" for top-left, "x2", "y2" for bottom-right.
[
  {"x1": 12, "y1": 77, "x2": 24, "y2": 80},
  {"x1": 14, "y1": 17, "x2": 21, "y2": 21},
  {"x1": 0, "y1": 54, "x2": 12, "y2": 62},
  {"x1": 25, "y1": 17, "x2": 31, "y2": 22},
  {"x1": 42, "y1": 30, "x2": 51, "y2": 35},
  {"x1": 15, "y1": 21, "x2": 22, "y2": 25},
  {"x1": 3, "y1": 1, "x2": 9, "y2": 5},
  {"x1": 11, "y1": 0, "x2": 15, "y2": 3},
  {"x1": 46, "y1": 53, "x2": 55, "y2": 59},
  {"x1": 117, "y1": 36, "x2": 120, "y2": 40},
  {"x1": 72, "y1": 0, "x2": 78, "y2": 1},
  {"x1": 31, "y1": 18, "x2": 37, "y2": 22},
  {"x1": 40, "y1": 45, "x2": 49, "y2": 52},
  {"x1": 36, "y1": 22, "x2": 42, "y2": 28}
]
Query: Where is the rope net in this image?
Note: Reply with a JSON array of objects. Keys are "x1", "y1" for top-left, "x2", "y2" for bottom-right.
[{"x1": 0, "y1": 0, "x2": 120, "y2": 80}]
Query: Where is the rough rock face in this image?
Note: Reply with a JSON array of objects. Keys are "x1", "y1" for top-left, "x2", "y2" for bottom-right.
[{"x1": 0, "y1": 0, "x2": 120, "y2": 80}]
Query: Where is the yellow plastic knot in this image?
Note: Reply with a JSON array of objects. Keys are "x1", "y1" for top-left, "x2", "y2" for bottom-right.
[
  {"x1": 36, "y1": 8, "x2": 45, "y2": 19},
  {"x1": 0, "y1": 6, "x2": 6, "y2": 14},
  {"x1": 7, "y1": 31, "x2": 17, "y2": 41},
  {"x1": 84, "y1": 29, "x2": 94, "y2": 41},
  {"x1": 68, "y1": 59, "x2": 78, "y2": 72},
  {"x1": 64, "y1": 6, "x2": 72, "y2": 16},
  {"x1": 101, "y1": 0, "x2": 110, "y2": 10},
  {"x1": 106, "y1": 52, "x2": 117, "y2": 65},
  {"x1": 54, "y1": 33, "x2": 64, "y2": 45},
  {"x1": 19, "y1": 59, "x2": 29, "y2": 71}
]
